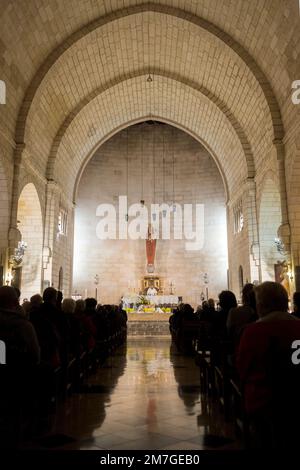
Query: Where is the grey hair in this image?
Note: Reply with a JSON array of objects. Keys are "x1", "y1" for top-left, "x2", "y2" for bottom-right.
[
  {"x1": 255, "y1": 281, "x2": 288, "y2": 317},
  {"x1": 62, "y1": 298, "x2": 76, "y2": 314}
]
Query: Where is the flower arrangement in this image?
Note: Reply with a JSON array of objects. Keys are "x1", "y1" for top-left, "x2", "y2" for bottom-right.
[{"x1": 136, "y1": 295, "x2": 150, "y2": 306}]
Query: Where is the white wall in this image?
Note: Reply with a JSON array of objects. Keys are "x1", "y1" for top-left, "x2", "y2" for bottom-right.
[{"x1": 73, "y1": 123, "x2": 228, "y2": 307}]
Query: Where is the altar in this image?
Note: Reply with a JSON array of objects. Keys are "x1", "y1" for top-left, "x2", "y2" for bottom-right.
[
  {"x1": 146, "y1": 294, "x2": 179, "y2": 305},
  {"x1": 122, "y1": 233, "x2": 181, "y2": 316},
  {"x1": 121, "y1": 294, "x2": 180, "y2": 314}
]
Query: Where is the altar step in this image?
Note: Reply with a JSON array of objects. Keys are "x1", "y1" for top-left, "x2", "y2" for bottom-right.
[{"x1": 127, "y1": 320, "x2": 170, "y2": 336}]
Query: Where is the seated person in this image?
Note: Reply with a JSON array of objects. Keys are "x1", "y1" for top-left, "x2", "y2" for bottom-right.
[
  {"x1": 237, "y1": 281, "x2": 300, "y2": 447},
  {"x1": 227, "y1": 283, "x2": 257, "y2": 345},
  {"x1": 214, "y1": 290, "x2": 237, "y2": 337},
  {"x1": 0, "y1": 286, "x2": 40, "y2": 366},
  {"x1": 292, "y1": 291, "x2": 300, "y2": 319},
  {"x1": 198, "y1": 299, "x2": 216, "y2": 323}
]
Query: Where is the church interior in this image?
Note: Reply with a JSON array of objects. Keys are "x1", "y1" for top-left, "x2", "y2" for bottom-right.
[{"x1": 1, "y1": 0, "x2": 300, "y2": 458}]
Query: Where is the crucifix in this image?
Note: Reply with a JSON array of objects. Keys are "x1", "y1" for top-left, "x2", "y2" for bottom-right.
[{"x1": 146, "y1": 223, "x2": 156, "y2": 273}]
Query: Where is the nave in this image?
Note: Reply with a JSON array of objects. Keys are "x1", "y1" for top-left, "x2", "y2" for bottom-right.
[
  {"x1": 1, "y1": 0, "x2": 300, "y2": 459},
  {"x1": 25, "y1": 337, "x2": 239, "y2": 451}
]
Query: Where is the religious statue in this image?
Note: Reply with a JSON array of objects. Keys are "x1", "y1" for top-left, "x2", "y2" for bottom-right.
[{"x1": 146, "y1": 223, "x2": 156, "y2": 273}]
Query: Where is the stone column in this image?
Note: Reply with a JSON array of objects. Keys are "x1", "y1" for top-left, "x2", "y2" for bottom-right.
[
  {"x1": 273, "y1": 139, "x2": 291, "y2": 253},
  {"x1": 2, "y1": 143, "x2": 26, "y2": 288},
  {"x1": 8, "y1": 143, "x2": 25, "y2": 256},
  {"x1": 42, "y1": 180, "x2": 59, "y2": 289},
  {"x1": 244, "y1": 178, "x2": 260, "y2": 283}
]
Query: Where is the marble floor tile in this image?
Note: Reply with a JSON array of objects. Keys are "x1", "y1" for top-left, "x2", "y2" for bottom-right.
[{"x1": 47, "y1": 337, "x2": 240, "y2": 450}]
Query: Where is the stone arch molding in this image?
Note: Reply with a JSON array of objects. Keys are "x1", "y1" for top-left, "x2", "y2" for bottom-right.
[
  {"x1": 8, "y1": 175, "x2": 45, "y2": 252},
  {"x1": 13, "y1": 4, "x2": 284, "y2": 186},
  {"x1": 47, "y1": 70, "x2": 254, "y2": 185},
  {"x1": 0, "y1": 156, "x2": 10, "y2": 255},
  {"x1": 73, "y1": 115, "x2": 230, "y2": 205},
  {"x1": 51, "y1": 75, "x2": 248, "y2": 199}
]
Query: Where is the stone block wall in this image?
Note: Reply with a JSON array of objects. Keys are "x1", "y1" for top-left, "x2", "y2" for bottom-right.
[{"x1": 73, "y1": 123, "x2": 228, "y2": 306}]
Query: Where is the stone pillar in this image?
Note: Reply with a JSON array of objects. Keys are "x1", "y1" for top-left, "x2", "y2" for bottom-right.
[
  {"x1": 8, "y1": 143, "x2": 25, "y2": 252},
  {"x1": 42, "y1": 180, "x2": 59, "y2": 289},
  {"x1": 244, "y1": 178, "x2": 260, "y2": 283},
  {"x1": 68, "y1": 205, "x2": 75, "y2": 296},
  {"x1": 273, "y1": 139, "x2": 291, "y2": 253},
  {"x1": 226, "y1": 179, "x2": 261, "y2": 295},
  {"x1": 6, "y1": 143, "x2": 25, "y2": 282},
  {"x1": 272, "y1": 138, "x2": 296, "y2": 294}
]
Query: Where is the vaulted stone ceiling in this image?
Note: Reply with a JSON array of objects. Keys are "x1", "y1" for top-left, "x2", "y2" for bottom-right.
[{"x1": 1, "y1": 1, "x2": 300, "y2": 200}]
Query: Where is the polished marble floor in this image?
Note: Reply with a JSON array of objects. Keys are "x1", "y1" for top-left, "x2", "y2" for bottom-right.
[{"x1": 41, "y1": 337, "x2": 241, "y2": 450}]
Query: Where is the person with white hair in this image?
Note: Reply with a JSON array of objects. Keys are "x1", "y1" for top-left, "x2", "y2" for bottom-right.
[{"x1": 62, "y1": 298, "x2": 76, "y2": 314}]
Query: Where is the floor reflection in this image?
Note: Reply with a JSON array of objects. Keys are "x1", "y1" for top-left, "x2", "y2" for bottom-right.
[
  {"x1": 38, "y1": 337, "x2": 240, "y2": 450},
  {"x1": 169, "y1": 341, "x2": 201, "y2": 415}
]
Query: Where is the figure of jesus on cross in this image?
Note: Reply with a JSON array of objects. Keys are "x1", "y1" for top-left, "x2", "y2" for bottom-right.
[{"x1": 146, "y1": 224, "x2": 156, "y2": 273}]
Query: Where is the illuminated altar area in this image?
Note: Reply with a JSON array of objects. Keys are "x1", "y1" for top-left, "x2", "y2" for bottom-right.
[
  {"x1": 122, "y1": 276, "x2": 176, "y2": 333},
  {"x1": 72, "y1": 123, "x2": 228, "y2": 308},
  {"x1": 122, "y1": 294, "x2": 179, "y2": 314},
  {"x1": 122, "y1": 274, "x2": 180, "y2": 316}
]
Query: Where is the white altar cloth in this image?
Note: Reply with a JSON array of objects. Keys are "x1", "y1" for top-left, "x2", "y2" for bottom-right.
[{"x1": 122, "y1": 294, "x2": 179, "y2": 306}]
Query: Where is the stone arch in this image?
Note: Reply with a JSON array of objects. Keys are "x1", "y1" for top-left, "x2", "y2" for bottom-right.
[
  {"x1": 259, "y1": 177, "x2": 283, "y2": 282},
  {"x1": 16, "y1": 183, "x2": 43, "y2": 300},
  {"x1": 0, "y1": 156, "x2": 10, "y2": 285},
  {"x1": 74, "y1": 116, "x2": 229, "y2": 205},
  {"x1": 11, "y1": 4, "x2": 286, "y2": 211},
  {"x1": 73, "y1": 122, "x2": 228, "y2": 304},
  {"x1": 14, "y1": 3, "x2": 283, "y2": 149},
  {"x1": 46, "y1": 69, "x2": 255, "y2": 186},
  {"x1": 50, "y1": 75, "x2": 248, "y2": 200}
]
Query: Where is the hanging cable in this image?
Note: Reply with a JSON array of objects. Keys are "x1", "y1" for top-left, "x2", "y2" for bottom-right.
[
  {"x1": 153, "y1": 123, "x2": 155, "y2": 205},
  {"x1": 147, "y1": 9, "x2": 152, "y2": 83},
  {"x1": 163, "y1": 126, "x2": 165, "y2": 204},
  {"x1": 141, "y1": 125, "x2": 144, "y2": 205},
  {"x1": 151, "y1": 122, "x2": 157, "y2": 224},
  {"x1": 125, "y1": 127, "x2": 129, "y2": 221},
  {"x1": 172, "y1": 126, "x2": 175, "y2": 211}
]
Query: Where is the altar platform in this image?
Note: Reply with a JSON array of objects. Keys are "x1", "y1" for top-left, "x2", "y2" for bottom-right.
[
  {"x1": 122, "y1": 294, "x2": 179, "y2": 307},
  {"x1": 127, "y1": 311, "x2": 171, "y2": 321},
  {"x1": 127, "y1": 311, "x2": 172, "y2": 336}
]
